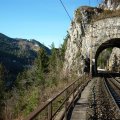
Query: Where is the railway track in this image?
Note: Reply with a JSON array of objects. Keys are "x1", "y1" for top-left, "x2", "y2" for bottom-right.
[
  {"x1": 103, "y1": 76, "x2": 120, "y2": 118},
  {"x1": 106, "y1": 78, "x2": 120, "y2": 107}
]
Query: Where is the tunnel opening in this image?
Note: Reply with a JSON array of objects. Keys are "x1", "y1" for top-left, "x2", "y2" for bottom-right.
[{"x1": 94, "y1": 38, "x2": 120, "y2": 77}]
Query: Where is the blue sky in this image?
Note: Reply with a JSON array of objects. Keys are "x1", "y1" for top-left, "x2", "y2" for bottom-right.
[{"x1": 0, "y1": 0, "x2": 101, "y2": 48}]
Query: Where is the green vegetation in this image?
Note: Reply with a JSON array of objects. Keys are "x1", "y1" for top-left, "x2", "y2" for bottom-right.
[
  {"x1": 97, "y1": 48, "x2": 113, "y2": 69},
  {"x1": 75, "y1": 6, "x2": 120, "y2": 24},
  {"x1": 60, "y1": 34, "x2": 68, "y2": 61},
  {"x1": 0, "y1": 33, "x2": 69, "y2": 120},
  {"x1": 0, "y1": 33, "x2": 51, "y2": 88},
  {"x1": 75, "y1": 9, "x2": 82, "y2": 23},
  {"x1": 0, "y1": 64, "x2": 6, "y2": 119}
]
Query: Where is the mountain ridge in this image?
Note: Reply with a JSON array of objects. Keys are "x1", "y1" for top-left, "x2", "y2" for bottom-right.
[{"x1": 0, "y1": 33, "x2": 51, "y2": 85}]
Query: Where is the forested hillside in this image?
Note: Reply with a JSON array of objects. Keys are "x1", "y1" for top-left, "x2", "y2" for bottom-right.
[
  {"x1": 0, "y1": 33, "x2": 51, "y2": 87},
  {"x1": 0, "y1": 33, "x2": 69, "y2": 120}
]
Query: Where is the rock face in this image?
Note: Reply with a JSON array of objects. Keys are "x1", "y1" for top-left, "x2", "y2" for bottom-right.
[
  {"x1": 64, "y1": 6, "x2": 103, "y2": 76},
  {"x1": 99, "y1": 0, "x2": 120, "y2": 10},
  {"x1": 63, "y1": 0, "x2": 120, "y2": 76},
  {"x1": 109, "y1": 47, "x2": 120, "y2": 72}
]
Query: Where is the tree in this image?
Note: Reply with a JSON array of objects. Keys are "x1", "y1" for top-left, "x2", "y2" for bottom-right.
[
  {"x1": 16, "y1": 48, "x2": 49, "y2": 89},
  {"x1": 49, "y1": 43, "x2": 57, "y2": 71},
  {"x1": 13, "y1": 49, "x2": 49, "y2": 118},
  {"x1": 0, "y1": 64, "x2": 5, "y2": 93},
  {"x1": 60, "y1": 33, "x2": 68, "y2": 61},
  {"x1": 34, "y1": 48, "x2": 49, "y2": 87},
  {"x1": 49, "y1": 42, "x2": 66, "y2": 85},
  {"x1": 0, "y1": 64, "x2": 5, "y2": 118}
]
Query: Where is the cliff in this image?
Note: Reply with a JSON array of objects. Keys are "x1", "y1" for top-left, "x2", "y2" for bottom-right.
[
  {"x1": 109, "y1": 47, "x2": 120, "y2": 71},
  {"x1": 63, "y1": 0, "x2": 120, "y2": 76},
  {"x1": 99, "y1": 0, "x2": 120, "y2": 10}
]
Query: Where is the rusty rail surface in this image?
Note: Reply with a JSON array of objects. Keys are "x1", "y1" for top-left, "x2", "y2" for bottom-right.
[{"x1": 24, "y1": 75, "x2": 89, "y2": 120}]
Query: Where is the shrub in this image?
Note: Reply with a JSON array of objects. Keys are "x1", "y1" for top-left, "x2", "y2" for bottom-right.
[{"x1": 92, "y1": 10, "x2": 120, "y2": 22}]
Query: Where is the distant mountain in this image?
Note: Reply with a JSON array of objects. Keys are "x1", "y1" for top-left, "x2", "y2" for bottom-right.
[{"x1": 0, "y1": 33, "x2": 51, "y2": 84}]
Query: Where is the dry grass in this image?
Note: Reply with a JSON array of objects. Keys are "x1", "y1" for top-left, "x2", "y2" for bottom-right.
[
  {"x1": 16, "y1": 77, "x2": 77, "y2": 120},
  {"x1": 92, "y1": 10, "x2": 120, "y2": 22}
]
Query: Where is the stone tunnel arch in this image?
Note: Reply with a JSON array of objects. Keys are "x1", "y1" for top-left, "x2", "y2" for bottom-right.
[{"x1": 94, "y1": 38, "x2": 120, "y2": 75}]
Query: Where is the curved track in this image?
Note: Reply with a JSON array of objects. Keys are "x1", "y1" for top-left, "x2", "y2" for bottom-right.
[
  {"x1": 103, "y1": 76, "x2": 120, "y2": 118},
  {"x1": 105, "y1": 78, "x2": 120, "y2": 107}
]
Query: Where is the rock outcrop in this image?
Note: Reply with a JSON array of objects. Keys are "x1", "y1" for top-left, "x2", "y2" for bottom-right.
[
  {"x1": 99, "y1": 0, "x2": 120, "y2": 10},
  {"x1": 63, "y1": 0, "x2": 120, "y2": 77},
  {"x1": 109, "y1": 47, "x2": 120, "y2": 72}
]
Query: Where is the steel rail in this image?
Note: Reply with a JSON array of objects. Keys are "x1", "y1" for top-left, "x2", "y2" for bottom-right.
[
  {"x1": 109, "y1": 78, "x2": 120, "y2": 91},
  {"x1": 106, "y1": 73, "x2": 120, "y2": 90},
  {"x1": 108, "y1": 73, "x2": 120, "y2": 84},
  {"x1": 103, "y1": 77, "x2": 120, "y2": 117}
]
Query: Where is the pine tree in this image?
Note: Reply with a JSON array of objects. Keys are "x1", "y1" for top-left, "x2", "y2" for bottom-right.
[
  {"x1": 34, "y1": 48, "x2": 49, "y2": 87},
  {"x1": 0, "y1": 64, "x2": 5, "y2": 118},
  {"x1": 49, "y1": 43, "x2": 57, "y2": 71},
  {"x1": 49, "y1": 43, "x2": 61, "y2": 86},
  {"x1": 60, "y1": 34, "x2": 68, "y2": 61}
]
